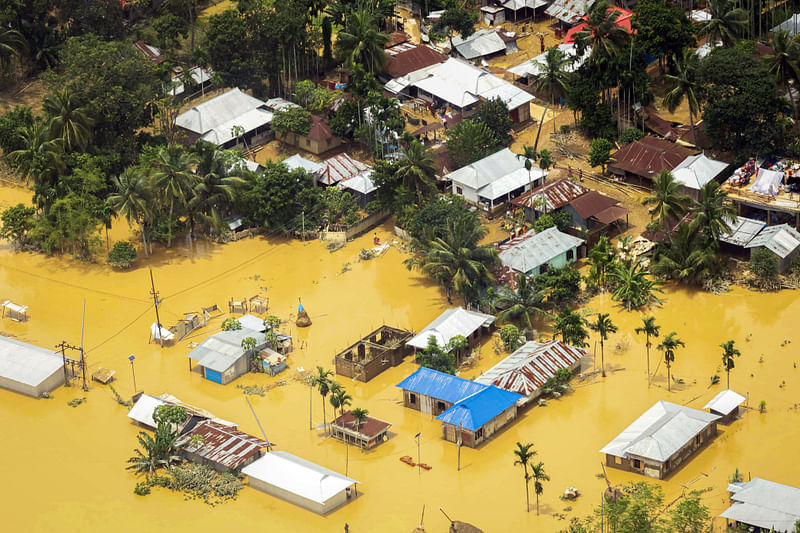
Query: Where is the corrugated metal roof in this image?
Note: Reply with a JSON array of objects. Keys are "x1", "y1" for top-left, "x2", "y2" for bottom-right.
[
  {"x1": 339, "y1": 170, "x2": 377, "y2": 195},
  {"x1": 317, "y1": 153, "x2": 370, "y2": 185},
  {"x1": 569, "y1": 190, "x2": 621, "y2": 219},
  {"x1": 672, "y1": 154, "x2": 728, "y2": 190},
  {"x1": 508, "y1": 44, "x2": 589, "y2": 77},
  {"x1": 242, "y1": 451, "x2": 358, "y2": 505},
  {"x1": 452, "y1": 29, "x2": 507, "y2": 60},
  {"x1": 265, "y1": 98, "x2": 300, "y2": 111},
  {"x1": 511, "y1": 178, "x2": 589, "y2": 211},
  {"x1": 721, "y1": 478, "x2": 800, "y2": 532},
  {"x1": 720, "y1": 216, "x2": 765, "y2": 247},
  {"x1": 176, "y1": 88, "x2": 268, "y2": 136},
  {"x1": 436, "y1": 385, "x2": 522, "y2": 431},
  {"x1": 176, "y1": 420, "x2": 267, "y2": 470},
  {"x1": 772, "y1": 14, "x2": 800, "y2": 36},
  {"x1": 498, "y1": 227, "x2": 584, "y2": 274},
  {"x1": 745, "y1": 223, "x2": 800, "y2": 258},
  {"x1": 133, "y1": 41, "x2": 164, "y2": 63},
  {"x1": 406, "y1": 307, "x2": 495, "y2": 350},
  {"x1": 127, "y1": 394, "x2": 167, "y2": 429},
  {"x1": 600, "y1": 401, "x2": 720, "y2": 462},
  {"x1": 0, "y1": 335, "x2": 63, "y2": 389},
  {"x1": 200, "y1": 108, "x2": 273, "y2": 146},
  {"x1": 703, "y1": 389, "x2": 746, "y2": 416},
  {"x1": 186, "y1": 328, "x2": 267, "y2": 373},
  {"x1": 332, "y1": 410, "x2": 391, "y2": 439},
  {"x1": 396, "y1": 366, "x2": 488, "y2": 405},
  {"x1": 609, "y1": 136, "x2": 695, "y2": 179},
  {"x1": 475, "y1": 340, "x2": 587, "y2": 397},
  {"x1": 447, "y1": 149, "x2": 546, "y2": 201},
  {"x1": 503, "y1": 0, "x2": 548, "y2": 10},
  {"x1": 545, "y1": 0, "x2": 596, "y2": 24},
  {"x1": 385, "y1": 45, "x2": 447, "y2": 78},
  {"x1": 283, "y1": 154, "x2": 323, "y2": 174}
]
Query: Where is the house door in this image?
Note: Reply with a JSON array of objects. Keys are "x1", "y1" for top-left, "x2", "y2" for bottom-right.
[
  {"x1": 510, "y1": 108, "x2": 519, "y2": 123},
  {"x1": 204, "y1": 368, "x2": 223, "y2": 383}
]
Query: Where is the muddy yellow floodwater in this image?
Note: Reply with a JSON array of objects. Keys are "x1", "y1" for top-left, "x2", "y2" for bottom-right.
[{"x1": 0, "y1": 182, "x2": 798, "y2": 532}]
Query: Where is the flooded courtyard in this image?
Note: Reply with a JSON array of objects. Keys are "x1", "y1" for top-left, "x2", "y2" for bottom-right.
[{"x1": 1, "y1": 178, "x2": 799, "y2": 532}]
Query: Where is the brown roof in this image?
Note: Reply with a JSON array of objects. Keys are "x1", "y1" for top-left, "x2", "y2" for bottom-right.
[
  {"x1": 433, "y1": 144, "x2": 456, "y2": 178},
  {"x1": 593, "y1": 205, "x2": 630, "y2": 225},
  {"x1": 411, "y1": 122, "x2": 444, "y2": 137},
  {"x1": 332, "y1": 411, "x2": 391, "y2": 439},
  {"x1": 384, "y1": 45, "x2": 448, "y2": 78},
  {"x1": 175, "y1": 420, "x2": 268, "y2": 470},
  {"x1": 307, "y1": 115, "x2": 334, "y2": 143},
  {"x1": 511, "y1": 179, "x2": 589, "y2": 211},
  {"x1": 385, "y1": 31, "x2": 410, "y2": 48},
  {"x1": 610, "y1": 136, "x2": 695, "y2": 179},
  {"x1": 569, "y1": 190, "x2": 621, "y2": 219},
  {"x1": 133, "y1": 41, "x2": 165, "y2": 64},
  {"x1": 644, "y1": 109, "x2": 684, "y2": 140}
]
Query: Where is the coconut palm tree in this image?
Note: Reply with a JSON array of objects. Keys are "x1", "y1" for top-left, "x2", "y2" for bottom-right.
[
  {"x1": 697, "y1": 0, "x2": 747, "y2": 47},
  {"x1": 588, "y1": 312, "x2": 617, "y2": 377},
  {"x1": 188, "y1": 145, "x2": 247, "y2": 242},
  {"x1": 574, "y1": 0, "x2": 630, "y2": 69},
  {"x1": 533, "y1": 46, "x2": 572, "y2": 134},
  {"x1": 531, "y1": 461, "x2": 550, "y2": 516},
  {"x1": 634, "y1": 316, "x2": 660, "y2": 386},
  {"x1": 330, "y1": 385, "x2": 352, "y2": 424},
  {"x1": 720, "y1": 339, "x2": 741, "y2": 389},
  {"x1": 494, "y1": 274, "x2": 545, "y2": 330},
  {"x1": 397, "y1": 139, "x2": 437, "y2": 204},
  {"x1": 42, "y1": 88, "x2": 94, "y2": 152},
  {"x1": 608, "y1": 260, "x2": 664, "y2": 311},
  {"x1": 586, "y1": 236, "x2": 617, "y2": 288},
  {"x1": 658, "y1": 332, "x2": 685, "y2": 391},
  {"x1": 334, "y1": 7, "x2": 389, "y2": 73},
  {"x1": 351, "y1": 407, "x2": 369, "y2": 437},
  {"x1": 516, "y1": 145, "x2": 539, "y2": 222},
  {"x1": 150, "y1": 144, "x2": 200, "y2": 247},
  {"x1": 763, "y1": 29, "x2": 800, "y2": 118},
  {"x1": 690, "y1": 181, "x2": 736, "y2": 245},
  {"x1": 640, "y1": 170, "x2": 692, "y2": 231},
  {"x1": 0, "y1": 28, "x2": 27, "y2": 72},
  {"x1": 108, "y1": 167, "x2": 154, "y2": 257},
  {"x1": 552, "y1": 307, "x2": 589, "y2": 347},
  {"x1": 6, "y1": 121, "x2": 64, "y2": 186},
  {"x1": 513, "y1": 442, "x2": 536, "y2": 512},
  {"x1": 650, "y1": 224, "x2": 719, "y2": 284},
  {"x1": 311, "y1": 366, "x2": 333, "y2": 434},
  {"x1": 663, "y1": 48, "x2": 701, "y2": 149}
]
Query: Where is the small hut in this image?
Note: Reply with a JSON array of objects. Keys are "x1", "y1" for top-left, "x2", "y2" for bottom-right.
[
  {"x1": 296, "y1": 300, "x2": 312, "y2": 327},
  {"x1": 703, "y1": 389, "x2": 746, "y2": 424}
]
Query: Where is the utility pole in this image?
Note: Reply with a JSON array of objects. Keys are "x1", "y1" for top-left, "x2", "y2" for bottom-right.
[
  {"x1": 58, "y1": 342, "x2": 70, "y2": 386},
  {"x1": 55, "y1": 341, "x2": 83, "y2": 388},
  {"x1": 415, "y1": 432, "x2": 421, "y2": 475},
  {"x1": 129, "y1": 355, "x2": 137, "y2": 392},
  {"x1": 149, "y1": 267, "x2": 163, "y2": 347},
  {"x1": 80, "y1": 299, "x2": 87, "y2": 391}
]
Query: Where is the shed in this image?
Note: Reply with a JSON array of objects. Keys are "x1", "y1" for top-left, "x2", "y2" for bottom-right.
[
  {"x1": 396, "y1": 366, "x2": 487, "y2": 415},
  {"x1": 451, "y1": 29, "x2": 517, "y2": 62},
  {"x1": 338, "y1": 170, "x2": 377, "y2": 208},
  {"x1": 283, "y1": 154, "x2": 323, "y2": 175},
  {"x1": 0, "y1": 335, "x2": 65, "y2": 398},
  {"x1": 719, "y1": 216, "x2": 765, "y2": 248},
  {"x1": 480, "y1": 5, "x2": 505, "y2": 25},
  {"x1": 508, "y1": 44, "x2": 589, "y2": 83},
  {"x1": 186, "y1": 327, "x2": 268, "y2": 384},
  {"x1": 276, "y1": 115, "x2": 343, "y2": 156},
  {"x1": 175, "y1": 88, "x2": 273, "y2": 148},
  {"x1": 316, "y1": 153, "x2": 371, "y2": 186},
  {"x1": 330, "y1": 410, "x2": 392, "y2": 449},
  {"x1": 126, "y1": 393, "x2": 225, "y2": 434},
  {"x1": 745, "y1": 223, "x2": 800, "y2": 272},
  {"x1": 406, "y1": 307, "x2": 495, "y2": 355},
  {"x1": 771, "y1": 14, "x2": 800, "y2": 37},
  {"x1": 703, "y1": 389, "x2": 746, "y2": 424},
  {"x1": 545, "y1": 0, "x2": 596, "y2": 25},
  {"x1": 260, "y1": 348, "x2": 287, "y2": 376},
  {"x1": 510, "y1": 178, "x2": 589, "y2": 220},
  {"x1": 600, "y1": 400, "x2": 720, "y2": 479},
  {"x1": 672, "y1": 153, "x2": 729, "y2": 199},
  {"x1": 501, "y1": 0, "x2": 548, "y2": 22},
  {"x1": 498, "y1": 227, "x2": 584, "y2": 277},
  {"x1": 132, "y1": 41, "x2": 164, "y2": 64},
  {"x1": 609, "y1": 137, "x2": 695, "y2": 182},
  {"x1": 566, "y1": 190, "x2": 630, "y2": 231},
  {"x1": 435, "y1": 385, "x2": 523, "y2": 447},
  {"x1": 241, "y1": 451, "x2": 358, "y2": 514},
  {"x1": 175, "y1": 420, "x2": 267, "y2": 472},
  {"x1": 721, "y1": 478, "x2": 800, "y2": 532}
]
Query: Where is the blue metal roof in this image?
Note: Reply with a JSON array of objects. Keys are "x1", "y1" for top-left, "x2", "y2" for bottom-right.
[
  {"x1": 436, "y1": 386, "x2": 523, "y2": 431},
  {"x1": 396, "y1": 367, "x2": 487, "y2": 405}
]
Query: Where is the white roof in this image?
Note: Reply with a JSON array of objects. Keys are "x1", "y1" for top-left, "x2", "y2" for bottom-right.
[
  {"x1": 283, "y1": 154, "x2": 323, "y2": 174},
  {"x1": 478, "y1": 167, "x2": 539, "y2": 201},
  {"x1": 703, "y1": 389, "x2": 746, "y2": 416},
  {"x1": 446, "y1": 148, "x2": 535, "y2": 195},
  {"x1": 169, "y1": 67, "x2": 213, "y2": 96},
  {"x1": 503, "y1": 0, "x2": 548, "y2": 10},
  {"x1": 127, "y1": 394, "x2": 167, "y2": 429},
  {"x1": 690, "y1": 9, "x2": 712, "y2": 22},
  {"x1": 772, "y1": 14, "x2": 800, "y2": 36},
  {"x1": 499, "y1": 227, "x2": 584, "y2": 273},
  {"x1": 719, "y1": 216, "x2": 766, "y2": 247},
  {"x1": 745, "y1": 223, "x2": 800, "y2": 258},
  {"x1": 242, "y1": 451, "x2": 358, "y2": 505},
  {"x1": 238, "y1": 314, "x2": 266, "y2": 332},
  {"x1": 150, "y1": 322, "x2": 175, "y2": 341},
  {"x1": 407, "y1": 307, "x2": 495, "y2": 350},
  {"x1": 696, "y1": 41, "x2": 722, "y2": 59},
  {"x1": 508, "y1": 44, "x2": 589, "y2": 77},
  {"x1": 339, "y1": 170, "x2": 377, "y2": 195},
  {"x1": 671, "y1": 153, "x2": 728, "y2": 190},
  {"x1": 452, "y1": 29, "x2": 507, "y2": 60},
  {"x1": 0, "y1": 335, "x2": 63, "y2": 388},
  {"x1": 265, "y1": 98, "x2": 300, "y2": 111},
  {"x1": 721, "y1": 478, "x2": 800, "y2": 532},
  {"x1": 186, "y1": 328, "x2": 267, "y2": 373},
  {"x1": 176, "y1": 88, "x2": 270, "y2": 140},
  {"x1": 600, "y1": 400, "x2": 720, "y2": 462},
  {"x1": 200, "y1": 107, "x2": 274, "y2": 146}
]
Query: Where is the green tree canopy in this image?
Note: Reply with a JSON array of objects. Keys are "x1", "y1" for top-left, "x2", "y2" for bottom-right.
[{"x1": 446, "y1": 119, "x2": 500, "y2": 168}]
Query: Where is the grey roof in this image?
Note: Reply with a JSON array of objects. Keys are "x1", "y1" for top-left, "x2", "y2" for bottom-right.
[
  {"x1": 339, "y1": 169, "x2": 377, "y2": 195},
  {"x1": 508, "y1": 44, "x2": 589, "y2": 77},
  {"x1": 744, "y1": 223, "x2": 800, "y2": 258},
  {"x1": 719, "y1": 216, "x2": 766, "y2": 247},
  {"x1": 545, "y1": 0, "x2": 596, "y2": 24},
  {"x1": 283, "y1": 154, "x2": 323, "y2": 174},
  {"x1": 446, "y1": 148, "x2": 546, "y2": 202},
  {"x1": 671, "y1": 153, "x2": 728, "y2": 190},
  {"x1": 503, "y1": 0, "x2": 548, "y2": 10},
  {"x1": 238, "y1": 314, "x2": 266, "y2": 332},
  {"x1": 0, "y1": 335, "x2": 63, "y2": 388},
  {"x1": 772, "y1": 14, "x2": 800, "y2": 36},
  {"x1": 452, "y1": 29, "x2": 507, "y2": 60},
  {"x1": 703, "y1": 389, "x2": 746, "y2": 416},
  {"x1": 186, "y1": 327, "x2": 267, "y2": 373},
  {"x1": 175, "y1": 88, "x2": 272, "y2": 145},
  {"x1": 721, "y1": 478, "x2": 800, "y2": 532},
  {"x1": 600, "y1": 401, "x2": 720, "y2": 462},
  {"x1": 498, "y1": 227, "x2": 584, "y2": 274},
  {"x1": 407, "y1": 307, "x2": 495, "y2": 350}
]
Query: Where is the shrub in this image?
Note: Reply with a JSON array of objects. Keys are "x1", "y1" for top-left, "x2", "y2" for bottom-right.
[
  {"x1": 365, "y1": 200, "x2": 380, "y2": 214},
  {"x1": 560, "y1": 125, "x2": 570, "y2": 134},
  {"x1": 533, "y1": 265, "x2": 582, "y2": 306},
  {"x1": 0, "y1": 203, "x2": 36, "y2": 247},
  {"x1": 108, "y1": 241, "x2": 138, "y2": 269},
  {"x1": 588, "y1": 138, "x2": 613, "y2": 172},
  {"x1": 221, "y1": 318, "x2": 242, "y2": 331},
  {"x1": 533, "y1": 210, "x2": 571, "y2": 232},
  {"x1": 499, "y1": 324, "x2": 522, "y2": 352},
  {"x1": 134, "y1": 482, "x2": 151, "y2": 496},
  {"x1": 619, "y1": 127, "x2": 644, "y2": 145},
  {"x1": 749, "y1": 248, "x2": 779, "y2": 287}
]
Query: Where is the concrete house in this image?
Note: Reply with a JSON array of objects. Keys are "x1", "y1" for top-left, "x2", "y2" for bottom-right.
[
  {"x1": 600, "y1": 400, "x2": 720, "y2": 479},
  {"x1": 186, "y1": 327, "x2": 268, "y2": 384},
  {"x1": 335, "y1": 326, "x2": 414, "y2": 382},
  {"x1": 175, "y1": 420, "x2": 267, "y2": 472},
  {"x1": 0, "y1": 335, "x2": 65, "y2": 398},
  {"x1": 175, "y1": 88, "x2": 273, "y2": 148},
  {"x1": 330, "y1": 410, "x2": 392, "y2": 449},
  {"x1": 703, "y1": 389, "x2": 746, "y2": 425},
  {"x1": 745, "y1": 223, "x2": 800, "y2": 273},
  {"x1": 498, "y1": 227, "x2": 585, "y2": 277},
  {"x1": 721, "y1": 478, "x2": 800, "y2": 532},
  {"x1": 276, "y1": 115, "x2": 343, "y2": 156},
  {"x1": 242, "y1": 451, "x2": 358, "y2": 514}
]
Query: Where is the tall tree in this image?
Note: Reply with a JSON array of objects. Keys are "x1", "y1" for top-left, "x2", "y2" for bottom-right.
[
  {"x1": 334, "y1": 7, "x2": 389, "y2": 73},
  {"x1": 632, "y1": 0, "x2": 695, "y2": 73},
  {"x1": 650, "y1": 223, "x2": 719, "y2": 284},
  {"x1": 311, "y1": 366, "x2": 333, "y2": 434},
  {"x1": 397, "y1": 140, "x2": 437, "y2": 204},
  {"x1": 351, "y1": 407, "x2": 369, "y2": 437},
  {"x1": 512, "y1": 442, "x2": 536, "y2": 512},
  {"x1": 634, "y1": 316, "x2": 660, "y2": 387},
  {"x1": 696, "y1": 0, "x2": 747, "y2": 47},
  {"x1": 533, "y1": 46, "x2": 571, "y2": 134},
  {"x1": 108, "y1": 167, "x2": 153, "y2": 257},
  {"x1": 574, "y1": 0, "x2": 630, "y2": 69},
  {"x1": 586, "y1": 236, "x2": 616, "y2": 288},
  {"x1": 474, "y1": 97, "x2": 513, "y2": 146},
  {"x1": 640, "y1": 170, "x2": 691, "y2": 230},
  {"x1": 763, "y1": 29, "x2": 800, "y2": 118},
  {"x1": 588, "y1": 312, "x2": 617, "y2": 377},
  {"x1": 552, "y1": 308, "x2": 589, "y2": 347},
  {"x1": 494, "y1": 273, "x2": 544, "y2": 330},
  {"x1": 0, "y1": 28, "x2": 27, "y2": 72},
  {"x1": 42, "y1": 88, "x2": 94, "y2": 152},
  {"x1": 657, "y1": 332, "x2": 685, "y2": 391},
  {"x1": 531, "y1": 461, "x2": 549, "y2": 516},
  {"x1": 516, "y1": 145, "x2": 539, "y2": 222},
  {"x1": 6, "y1": 121, "x2": 64, "y2": 191},
  {"x1": 689, "y1": 180, "x2": 736, "y2": 245},
  {"x1": 608, "y1": 260, "x2": 663, "y2": 311},
  {"x1": 435, "y1": 5, "x2": 477, "y2": 54},
  {"x1": 662, "y1": 48, "x2": 701, "y2": 148},
  {"x1": 720, "y1": 339, "x2": 741, "y2": 389},
  {"x1": 149, "y1": 145, "x2": 200, "y2": 247},
  {"x1": 188, "y1": 145, "x2": 247, "y2": 241},
  {"x1": 446, "y1": 119, "x2": 500, "y2": 168}
]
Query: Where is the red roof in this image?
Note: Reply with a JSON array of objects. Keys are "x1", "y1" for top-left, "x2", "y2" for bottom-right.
[
  {"x1": 569, "y1": 190, "x2": 621, "y2": 219},
  {"x1": 385, "y1": 31, "x2": 411, "y2": 48},
  {"x1": 564, "y1": 6, "x2": 633, "y2": 44},
  {"x1": 332, "y1": 411, "x2": 391, "y2": 439},
  {"x1": 384, "y1": 45, "x2": 448, "y2": 78},
  {"x1": 175, "y1": 420, "x2": 268, "y2": 470},
  {"x1": 307, "y1": 115, "x2": 334, "y2": 143},
  {"x1": 511, "y1": 178, "x2": 589, "y2": 211},
  {"x1": 609, "y1": 136, "x2": 695, "y2": 179},
  {"x1": 433, "y1": 145, "x2": 456, "y2": 179},
  {"x1": 132, "y1": 41, "x2": 165, "y2": 64}
]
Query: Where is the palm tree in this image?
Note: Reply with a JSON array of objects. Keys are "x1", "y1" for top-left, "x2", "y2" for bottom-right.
[
  {"x1": 662, "y1": 48, "x2": 701, "y2": 148},
  {"x1": 690, "y1": 181, "x2": 736, "y2": 245},
  {"x1": 720, "y1": 339, "x2": 741, "y2": 389},
  {"x1": 533, "y1": 46, "x2": 571, "y2": 134},
  {"x1": 397, "y1": 140, "x2": 437, "y2": 204},
  {"x1": 650, "y1": 224, "x2": 719, "y2": 284},
  {"x1": 494, "y1": 273, "x2": 544, "y2": 330},
  {"x1": 657, "y1": 332, "x2": 685, "y2": 392},
  {"x1": 763, "y1": 29, "x2": 800, "y2": 118},
  {"x1": 42, "y1": 88, "x2": 94, "y2": 152},
  {"x1": 609, "y1": 260, "x2": 664, "y2": 311},
  {"x1": 634, "y1": 316, "x2": 660, "y2": 387},
  {"x1": 93, "y1": 202, "x2": 116, "y2": 253},
  {"x1": 150, "y1": 144, "x2": 200, "y2": 247},
  {"x1": 108, "y1": 167, "x2": 154, "y2": 257},
  {"x1": 531, "y1": 461, "x2": 550, "y2": 516},
  {"x1": 697, "y1": 0, "x2": 747, "y2": 47},
  {"x1": 586, "y1": 236, "x2": 616, "y2": 288},
  {"x1": 7, "y1": 121, "x2": 64, "y2": 186},
  {"x1": 588, "y1": 313, "x2": 617, "y2": 377},
  {"x1": 311, "y1": 366, "x2": 333, "y2": 434},
  {"x1": 640, "y1": 170, "x2": 692, "y2": 231},
  {"x1": 513, "y1": 442, "x2": 536, "y2": 512},
  {"x1": 552, "y1": 308, "x2": 589, "y2": 347},
  {"x1": 351, "y1": 407, "x2": 369, "y2": 437},
  {"x1": 516, "y1": 145, "x2": 539, "y2": 222},
  {"x1": 0, "y1": 28, "x2": 27, "y2": 72},
  {"x1": 574, "y1": 0, "x2": 630, "y2": 69},
  {"x1": 188, "y1": 145, "x2": 247, "y2": 243},
  {"x1": 405, "y1": 215, "x2": 499, "y2": 304},
  {"x1": 330, "y1": 386, "x2": 352, "y2": 424},
  {"x1": 334, "y1": 7, "x2": 389, "y2": 73}
]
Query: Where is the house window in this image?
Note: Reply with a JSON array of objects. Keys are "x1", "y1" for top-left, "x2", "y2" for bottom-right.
[
  {"x1": 695, "y1": 435, "x2": 701, "y2": 445},
  {"x1": 614, "y1": 456, "x2": 622, "y2": 465},
  {"x1": 633, "y1": 459, "x2": 641, "y2": 469},
  {"x1": 305, "y1": 139, "x2": 311, "y2": 147},
  {"x1": 475, "y1": 428, "x2": 484, "y2": 440},
  {"x1": 409, "y1": 393, "x2": 417, "y2": 404},
  {"x1": 436, "y1": 401, "x2": 446, "y2": 413},
  {"x1": 567, "y1": 249, "x2": 574, "y2": 261},
  {"x1": 456, "y1": 186, "x2": 463, "y2": 195},
  {"x1": 540, "y1": 264, "x2": 548, "y2": 275}
]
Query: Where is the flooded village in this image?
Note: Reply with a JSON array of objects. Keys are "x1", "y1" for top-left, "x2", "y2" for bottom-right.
[{"x1": 1, "y1": 0, "x2": 800, "y2": 532}]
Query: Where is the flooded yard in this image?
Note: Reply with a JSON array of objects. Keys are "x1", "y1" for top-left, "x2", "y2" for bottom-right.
[{"x1": 1, "y1": 179, "x2": 799, "y2": 532}]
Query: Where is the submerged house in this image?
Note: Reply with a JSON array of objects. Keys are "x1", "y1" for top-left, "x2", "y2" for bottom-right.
[
  {"x1": 335, "y1": 326, "x2": 414, "y2": 382},
  {"x1": 745, "y1": 223, "x2": 800, "y2": 273},
  {"x1": 406, "y1": 307, "x2": 495, "y2": 362},
  {"x1": 186, "y1": 327, "x2": 269, "y2": 384},
  {"x1": 175, "y1": 420, "x2": 268, "y2": 472},
  {"x1": 721, "y1": 477, "x2": 800, "y2": 532},
  {"x1": 175, "y1": 88, "x2": 273, "y2": 148},
  {"x1": 330, "y1": 410, "x2": 392, "y2": 449},
  {"x1": 566, "y1": 190, "x2": 630, "y2": 236},
  {"x1": 242, "y1": 451, "x2": 358, "y2": 514},
  {"x1": 397, "y1": 366, "x2": 486, "y2": 415},
  {"x1": 600, "y1": 400, "x2": 720, "y2": 479},
  {"x1": 475, "y1": 340, "x2": 587, "y2": 405},
  {"x1": 127, "y1": 392, "x2": 236, "y2": 433},
  {"x1": 0, "y1": 335, "x2": 65, "y2": 398},
  {"x1": 497, "y1": 227, "x2": 584, "y2": 279},
  {"x1": 703, "y1": 389, "x2": 746, "y2": 425}
]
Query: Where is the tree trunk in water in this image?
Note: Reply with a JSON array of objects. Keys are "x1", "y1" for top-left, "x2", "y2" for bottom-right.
[
  {"x1": 525, "y1": 472, "x2": 530, "y2": 511},
  {"x1": 536, "y1": 493, "x2": 539, "y2": 515},
  {"x1": 167, "y1": 197, "x2": 175, "y2": 248},
  {"x1": 600, "y1": 339, "x2": 606, "y2": 377},
  {"x1": 105, "y1": 226, "x2": 110, "y2": 253},
  {"x1": 689, "y1": 107, "x2": 698, "y2": 149},
  {"x1": 727, "y1": 369, "x2": 730, "y2": 389},
  {"x1": 646, "y1": 340, "x2": 651, "y2": 387},
  {"x1": 322, "y1": 396, "x2": 327, "y2": 434},
  {"x1": 667, "y1": 364, "x2": 671, "y2": 392},
  {"x1": 139, "y1": 222, "x2": 149, "y2": 258}
]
